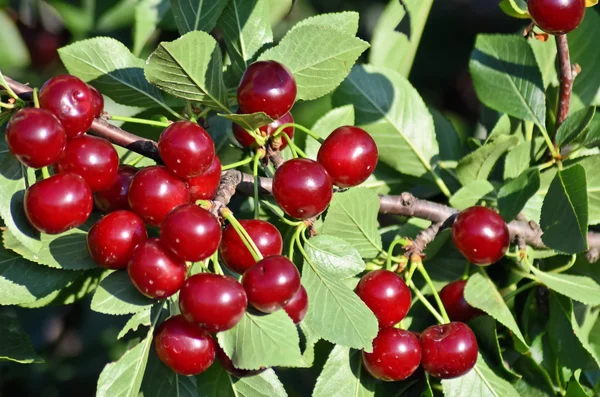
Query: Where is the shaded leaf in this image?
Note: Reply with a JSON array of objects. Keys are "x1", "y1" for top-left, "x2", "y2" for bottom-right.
[
  {"x1": 449, "y1": 180, "x2": 495, "y2": 210},
  {"x1": 498, "y1": 168, "x2": 541, "y2": 221},
  {"x1": 171, "y1": 0, "x2": 228, "y2": 34},
  {"x1": 133, "y1": 0, "x2": 169, "y2": 56},
  {"x1": 303, "y1": 235, "x2": 364, "y2": 278},
  {"x1": 196, "y1": 364, "x2": 287, "y2": 397},
  {"x1": 556, "y1": 107, "x2": 596, "y2": 147},
  {"x1": 313, "y1": 345, "x2": 375, "y2": 397},
  {"x1": 141, "y1": 349, "x2": 198, "y2": 397},
  {"x1": 306, "y1": 105, "x2": 355, "y2": 159},
  {"x1": 530, "y1": 268, "x2": 600, "y2": 306},
  {"x1": 118, "y1": 307, "x2": 152, "y2": 339},
  {"x1": 218, "y1": 112, "x2": 273, "y2": 131},
  {"x1": 0, "y1": 315, "x2": 42, "y2": 364},
  {"x1": 456, "y1": 135, "x2": 519, "y2": 185},
  {"x1": 91, "y1": 271, "x2": 155, "y2": 315}
]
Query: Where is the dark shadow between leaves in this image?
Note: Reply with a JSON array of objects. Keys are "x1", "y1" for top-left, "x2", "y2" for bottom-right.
[
  {"x1": 348, "y1": 349, "x2": 377, "y2": 393},
  {"x1": 394, "y1": 0, "x2": 411, "y2": 39},
  {"x1": 10, "y1": 190, "x2": 41, "y2": 242}
]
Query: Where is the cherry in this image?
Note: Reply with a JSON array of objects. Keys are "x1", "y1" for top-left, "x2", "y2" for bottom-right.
[
  {"x1": 160, "y1": 204, "x2": 222, "y2": 262},
  {"x1": 88, "y1": 85, "x2": 104, "y2": 118},
  {"x1": 362, "y1": 328, "x2": 421, "y2": 382},
  {"x1": 272, "y1": 158, "x2": 333, "y2": 219},
  {"x1": 528, "y1": 0, "x2": 585, "y2": 35},
  {"x1": 87, "y1": 210, "x2": 147, "y2": 269},
  {"x1": 216, "y1": 345, "x2": 265, "y2": 378},
  {"x1": 187, "y1": 156, "x2": 222, "y2": 202},
  {"x1": 127, "y1": 238, "x2": 187, "y2": 299},
  {"x1": 55, "y1": 135, "x2": 119, "y2": 192},
  {"x1": 39, "y1": 75, "x2": 95, "y2": 139},
  {"x1": 127, "y1": 166, "x2": 190, "y2": 226},
  {"x1": 237, "y1": 61, "x2": 297, "y2": 119},
  {"x1": 154, "y1": 315, "x2": 216, "y2": 376},
  {"x1": 439, "y1": 280, "x2": 483, "y2": 323},
  {"x1": 317, "y1": 126, "x2": 378, "y2": 188},
  {"x1": 5, "y1": 108, "x2": 66, "y2": 168},
  {"x1": 158, "y1": 121, "x2": 216, "y2": 179},
  {"x1": 242, "y1": 255, "x2": 301, "y2": 313},
  {"x1": 283, "y1": 285, "x2": 308, "y2": 324},
  {"x1": 355, "y1": 269, "x2": 411, "y2": 328},
  {"x1": 420, "y1": 322, "x2": 478, "y2": 379},
  {"x1": 232, "y1": 112, "x2": 295, "y2": 149},
  {"x1": 94, "y1": 165, "x2": 137, "y2": 213},
  {"x1": 179, "y1": 273, "x2": 247, "y2": 333},
  {"x1": 24, "y1": 173, "x2": 92, "y2": 234},
  {"x1": 452, "y1": 206, "x2": 509, "y2": 266},
  {"x1": 220, "y1": 219, "x2": 283, "y2": 274}
]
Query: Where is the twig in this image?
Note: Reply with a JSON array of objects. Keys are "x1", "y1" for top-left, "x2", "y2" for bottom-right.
[{"x1": 556, "y1": 34, "x2": 574, "y2": 132}]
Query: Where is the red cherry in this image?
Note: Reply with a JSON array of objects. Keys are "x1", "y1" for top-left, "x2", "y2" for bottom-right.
[
  {"x1": 187, "y1": 156, "x2": 222, "y2": 202},
  {"x1": 6, "y1": 108, "x2": 66, "y2": 168},
  {"x1": 232, "y1": 112, "x2": 295, "y2": 149},
  {"x1": 355, "y1": 269, "x2": 411, "y2": 328},
  {"x1": 528, "y1": 0, "x2": 585, "y2": 35},
  {"x1": 127, "y1": 166, "x2": 190, "y2": 226},
  {"x1": 158, "y1": 121, "x2": 216, "y2": 179},
  {"x1": 154, "y1": 315, "x2": 216, "y2": 376},
  {"x1": 362, "y1": 328, "x2": 421, "y2": 382},
  {"x1": 220, "y1": 220, "x2": 283, "y2": 274},
  {"x1": 420, "y1": 322, "x2": 478, "y2": 379},
  {"x1": 317, "y1": 126, "x2": 378, "y2": 188},
  {"x1": 452, "y1": 206, "x2": 509, "y2": 266},
  {"x1": 88, "y1": 85, "x2": 104, "y2": 118},
  {"x1": 283, "y1": 285, "x2": 308, "y2": 324},
  {"x1": 127, "y1": 238, "x2": 187, "y2": 299},
  {"x1": 179, "y1": 273, "x2": 247, "y2": 333},
  {"x1": 216, "y1": 345, "x2": 265, "y2": 377},
  {"x1": 39, "y1": 75, "x2": 95, "y2": 139},
  {"x1": 242, "y1": 255, "x2": 301, "y2": 313},
  {"x1": 440, "y1": 280, "x2": 483, "y2": 323},
  {"x1": 237, "y1": 61, "x2": 297, "y2": 119},
  {"x1": 87, "y1": 210, "x2": 147, "y2": 269},
  {"x1": 94, "y1": 165, "x2": 137, "y2": 213},
  {"x1": 55, "y1": 135, "x2": 119, "y2": 192},
  {"x1": 24, "y1": 173, "x2": 92, "y2": 234},
  {"x1": 272, "y1": 158, "x2": 332, "y2": 219},
  {"x1": 160, "y1": 204, "x2": 222, "y2": 262}
]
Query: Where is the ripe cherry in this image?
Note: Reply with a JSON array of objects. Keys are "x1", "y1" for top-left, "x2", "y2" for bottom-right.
[
  {"x1": 87, "y1": 210, "x2": 147, "y2": 269},
  {"x1": 128, "y1": 166, "x2": 190, "y2": 226},
  {"x1": 88, "y1": 85, "x2": 104, "y2": 118},
  {"x1": 420, "y1": 322, "x2": 478, "y2": 379},
  {"x1": 179, "y1": 273, "x2": 247, "y2": 333},
  {"x1": 127, "y1": 238, "x2": 187, "y2": 299},
  {"x1": 154, "y1": 315, "x2": 216, "y2": 376},
  {"x1": 24, "y1": 173, "x2": 92, "y2": 234},
  {"x1": 355, "y1": 269, "x2": 411, "y2": 328},
  {"x1": 452, "y1": 206, "x2": 509, "y2": 266},
  {"x1": 39, "y1": 75, "x2": 95, "y2": 139},
  {"x1": 272, "y1": 158, "x2": 332, "y2": 219},
  {"x1": 6, "y1": 108, "x2": 66, "y2": 168},
  {"x1": 528, "y1": 0, "x2": 585, "y2": 35},
  {"x1": 317, "y1": 126, "x2": 378, "y2": 188},
  {"x1": 220, "y1": 220, "x2": 283, "y2": 274},
  {"x1": 55, "y1": 135, "x2": 119, "y2": 192},
  {"x1": 94, "y1": 165, "x2": 137, "y2": 213},
  {"x1": 283, "y1": 285, "x2": 308, "y2": 324},
  {"x1": 440, "y1": 280, "x2": 483, "y2": 323},
  {"x1": 158, "y1": 121, "x2": 216, "y2": 179},
  {"x1": 216, "y1": 345, "x2": 265, "y2": 378},
  {"x1": 362, "y1": 328, "x2": 421, "y2": 382},
  {"x1": 187, "y1": 156, "x2": 222, "y2": 202},
  {"x1": 232, "y1": 112, "x2": 295, "y2": 149},
  {"x1": 242, "y1": 255, "x2": 301, "y2": 313},
  {"x1": 237, "y1": 61, "x2": 297, "y2": 119}
]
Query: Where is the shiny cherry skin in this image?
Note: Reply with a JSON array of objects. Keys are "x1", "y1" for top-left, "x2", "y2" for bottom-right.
[
  {"x1": 24, "y1": 173, "x2": 92, "y2": 234},
  {"x1": 127, "y1": 238, "x2": 187, "y2": 299},
  {"x1": 179, "y1": 273, "x2": 247, "y2": 333},
  {"x1": 187, "y1": 156, "x2": 222, "y2": 202},
  {"x1": 528, "y1": 0, "x2": 585, "y2": 35},
  {"x1": 88, "y1": 85, "x2": 104, "y2": 118},
  {"x1": 272, "y1": 158, "x2": 332, "y2": 219},
  {"x1": 232, "y1": 112, "x2": 295, "y2": 149},
  {"x1": 55, "y1": 135, "x2": 119, "y2": 192},
  {"x1": 87, "y1": 210, "x2": 147, "y2": 269},
  {"x1": 220, "y1": 220, "x2": 283, "y2": 274},
  {"x1": 440, "y1": 280, "x2": 483, "y2": 323},
  {"x1": 317, "y1": 126, "x2": 378, "y2": 188},
  {"x1": 127, "y1": 166, "x2": 190, "y2": 226},
  {"x1": 160, "y1": 204, "x2": 222, "y2": 262},
  {"x1": 242, "y1": 255, "x2": 301, "y2": 313},
  {"x1": 237, "y1": 61, "x2": 297, "y2": 119},
  {"x1": 216, "y1": 345, "x2": 265, "y2": 378},
  {"x1": 158, "y1": 121, "x2": 216, "y2": 179},
  {"x1": 452, "y1": 206, "x2": 509, "y2": 266},
  {"x1": 355, "y1": 269, "x2": 411, "y2": 328},
  {"x1": 39, "y1": 75, "x2": 95, "y2": 139},
  {"x1": 94, "y1": 165, "x2": 137, "y2": 213},
  {"x1": 420, "y1": 322, "x2": 478, "y2": 379},
  {"x1": 283, "y1": 285, "x2": 308, "y2": 324},
  {"x1": 362, "y1": 328, "x2": 421, "y2": 381},
  {"x1": 154, "y1": 315, "x2": 216, "y2": 376}
]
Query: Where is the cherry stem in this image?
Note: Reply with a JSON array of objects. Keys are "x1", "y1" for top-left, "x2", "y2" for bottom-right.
[
  {"x1": 407, "y1": 280, "x2": 445, "y2": 324},
  {"x1": 222, "y1": 156, "x2": 254, "y2": 171},
  {"x1": 550, "y1": 254, "x2": 577, "y2": 273},
  {"x1": 259, "y1": 199, "x2": 303, "y2": 227},
  {"x1": 404, "y1": 260, "x2": 418, "y2": 285},
  {"x1": 461, "y1": 261, "x2": 471, "y2": 280},
  {"x1": 281, "y1": 134, "x2": 299, "y2": 158},
  {"x1": 109, "y1": 115, "x2": 171, "y2": 128},
  {"x1": 220, "y1": 208, "x2": 263, "y2": 262},
  {"x1": 503, "y1": 280, "x2": 538, "y2": 302},
  {"x1": 272, "y1": 123, "x2": 324, "y2": 144},
  {"x1": 0, "y1": 102, "x2": 15, "y2": 109},
  {"x1": 253, "y1": 151, "x2": 261, "y2": 219},
  {"x1": 32, "y1": 88, "x2": 40, "y2": 109},
  {"x1": 417, "y1": 263, "x2": 450, "y2": 323},
  {"x1": 211, "y1": 251, "x2": 224, "y2": 275},
  {"x1": 0, "y1": 71, "x2": 19, "y2": 101},
  {"x1": 289, "y1": 224, "x2": 306, "y2": 259},
  {"x1": 295, "y1": 225, "x2": 314, "y2": 266},
  {"x1": 385, "y1": 238, "x2": 411, "y2": 270},
  {"x1": 41, "y1": 167, "x2": 51, "y2": 180}
]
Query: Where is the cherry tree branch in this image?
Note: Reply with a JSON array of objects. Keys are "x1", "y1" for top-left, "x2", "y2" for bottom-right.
[{"x1": 555, "y1": 34, "x2": 574, "y2": 132}]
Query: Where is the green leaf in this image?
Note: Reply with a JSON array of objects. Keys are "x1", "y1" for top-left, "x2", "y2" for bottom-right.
[
  {"x1": 302, "y1": 235, "x2": 364, "y2": 278},
  {"x1": 97, "y1": 0, "x2": 137, "y2": 32},
  {"x1": 568, "y1": 10, "x2": 600, "y2": 111},
  {"x1": 0, "y1": 11, "x2": 30, "y2": 69},
  {"x1": 556, "y1": 107, "x2": 596, "y2": 147},
  {"x1": 565, "y1": 372, "x2": 591, "y2": 397},
  {"x1": 499, "y1": 0, "x2": 530, "y2": 18},
  {"x1": 171, "y1": 0, "x2": 228, "y2": 34},
  {"x1": 290, "y1": 11, "x2": 359, "y2": 36},
  {"x1": 196, "y1": 364, "x2": 287, "y2": 397},
  {"x1": 503, "y1": 137, "x2": 546, "y2": 180},
  {"x1": 530, "y1": 34, "x2": 558, "y2": 88},
  {"x1": 313, "y1": 345, "x2": 375, "y2": 397},
  {"x1": 118, "y1": 307, "x2": 152, "y2": 339},
  {"x1": 297, "y1": 321, "x2": 320, "y2": 368},
  {"x1": 530, "y1": 268, "x2": 600, "y2": 306},
  {"x1": 133, "y1": 0, "x2": 169, "y2": 56},
  {"x1": 431, "y1": 108, "x2": 465, "y2": 162},
  {"x1": 573, "y1": 112, "x2": 600, "y2": 148},
  {"x1": 91, "y1": 271, "x2": 154, "y2": 315},
  {"x1": 0, "y1": 315, "x2": 42, "y2": 364},
  {"x1": 449, "y1": 180, "x2": 495, "y2": 210},
  {"x1": 218, "y1": 112, "x2": 274, "y2": 131},
  {"x1": 456, "y1": 135, "x2": 520, "y2": 186},
  {"x1": 306, "y1": 105, "x2": 355, "y2": 159},
  {"x1": 498, "y1": 168, "x2": 541, "y2": 222},
  {"x1": 141, "y1": 350, "x2": 197, "y2": 397}
]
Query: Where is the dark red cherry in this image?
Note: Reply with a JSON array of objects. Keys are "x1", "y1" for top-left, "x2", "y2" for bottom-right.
[
  {"x1": 179, "y1": 273, "x2": 247, "y2": 333},
  {"x1": 160, "y1": 204, "x2": 221, "y2": 262},
  {"x1": 87, "y1": 210, "x2": 147, "y2": 269},
  {"x1": 220, "y1": 220, "x2": 283, "y2": 274},
  {"x1": 94, "y1": 165, "x2": 137, "y2": 213},
  {"x1": 154, "y1": 315, "x2": 216, "y2": 376},
  {"x1": 452, "y1": 206, "x2": 509, "y2": 266},
  {"x1": 528, "y1": 0, "x2": 585, "y2": 35},
  {"x1": 362, "y1": 328, "x2": 421, "y2": 382},
  {"x1": 283, "y1": 285, "x2": 308, "y2": 324},
  {"x1": 55, "y1": 135, "x2": 119, "y2": 192},
  {"x1": 355, "y1": 269, "x2": 411, "y2": 328},
  {"x1": 265, "y1": 112, "x2": 295, "y2": 150},
  {"x1": 237, "y1": 61, "x2": 297, "y2": 119},
  {"x1": 127, "y1": 238, "x2": 187, "y2": 299},
  {"x1": 187, "y1": 156, "x2": 221, "y2": 202},
  {"x1": 242, "y1": 255, "x2": 301, "y2": 313},
  {"x1": 158, "y1": 121, "x2": 216, "y2": 179},
  {"x1": 272, "y1": 158, "x2": 332, "y2": 219},
  {"x1": 127, "y1": 166, "x2": 190, "y2": 226},
  {"x1": 440, "y1": 280, "x2": 483, "y2": 323},
  {"x1": 420, "y1": 322, "x2": 478, "y2": 379},
  {"x1": 24, "y1": 173, "x2": 92, "y2": 234},
  {"x1": 39, "y1": 75, "x2": 95, "y2": 139},
  {"x1": 317, "y1": 126, "x2": 378, "y2": 188},
  {"x1": 88, "y1": 85, "x2": 104, "y2": 118},
  {"x1": 216, "y1": 345, "x2": 265, "y2": 378}
]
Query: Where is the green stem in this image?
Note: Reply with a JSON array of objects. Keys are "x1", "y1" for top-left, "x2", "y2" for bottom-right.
[
  {"x1": 222, "y1": 156, "x2": 254, "y2": 171},
  {"x1": 212, "y1": 251, "x2": 224, "y2": 275},
  {"x1": 404, "y1": 260, "x2": 418, "y2": 285},
  {"x1": 289, "y1": 224, "x2": 307, "y2": 259},
  {"x1": 259, "y1": 200, "x2": 303, "y2": 227},
  {"x1": 253, "y1": 152, "x2": 261, "y2": 219},
  {"x1": 32, "y1": 88, "x2": 40, "y2": 108},
  {"x1": 221, "y1": 209, "x2": 263, "y2": 262},
  {"x1": 0, "y1": 71, "x2": 19, "y2": 100},
  {"x1": 539, "y1": 125, "x2": 560, "y2": 159},
  {"x1": 503, "y1": 281, "x2": 538, "y2": 301},
  {"x1": 432, "y1": 172, "x2": 452, "y2": 198},
  {"x1": 281, "y1": 134, "x2": 299, "y2": 158},
  {"x1": 272, "y1": 123, "x2": 324, "y2": 144},
  {"x1": 550, "y1": 254, "x2": 577, "y2": 273},
  {"x1": 41, "y1": 167, "x2": 51, "y2": 179},
  {"x1": 110, "y1": 115, "x2": 171, "y2": 128},
  {"x1": 417, "y1": 263, "x2": 450, "y2": 323},
  {"x1": 0, "y1": 102, "x2": 15, "y2": 109},
  {"x1": 462, "y1": 261, "x2": 471, "y2": 280},
  {"x1": 385, "y1": 238, "x2": 410, "y2": 270},
  {"x1": 408, "y1": 281, "x2": 445, "y2": 324}
]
